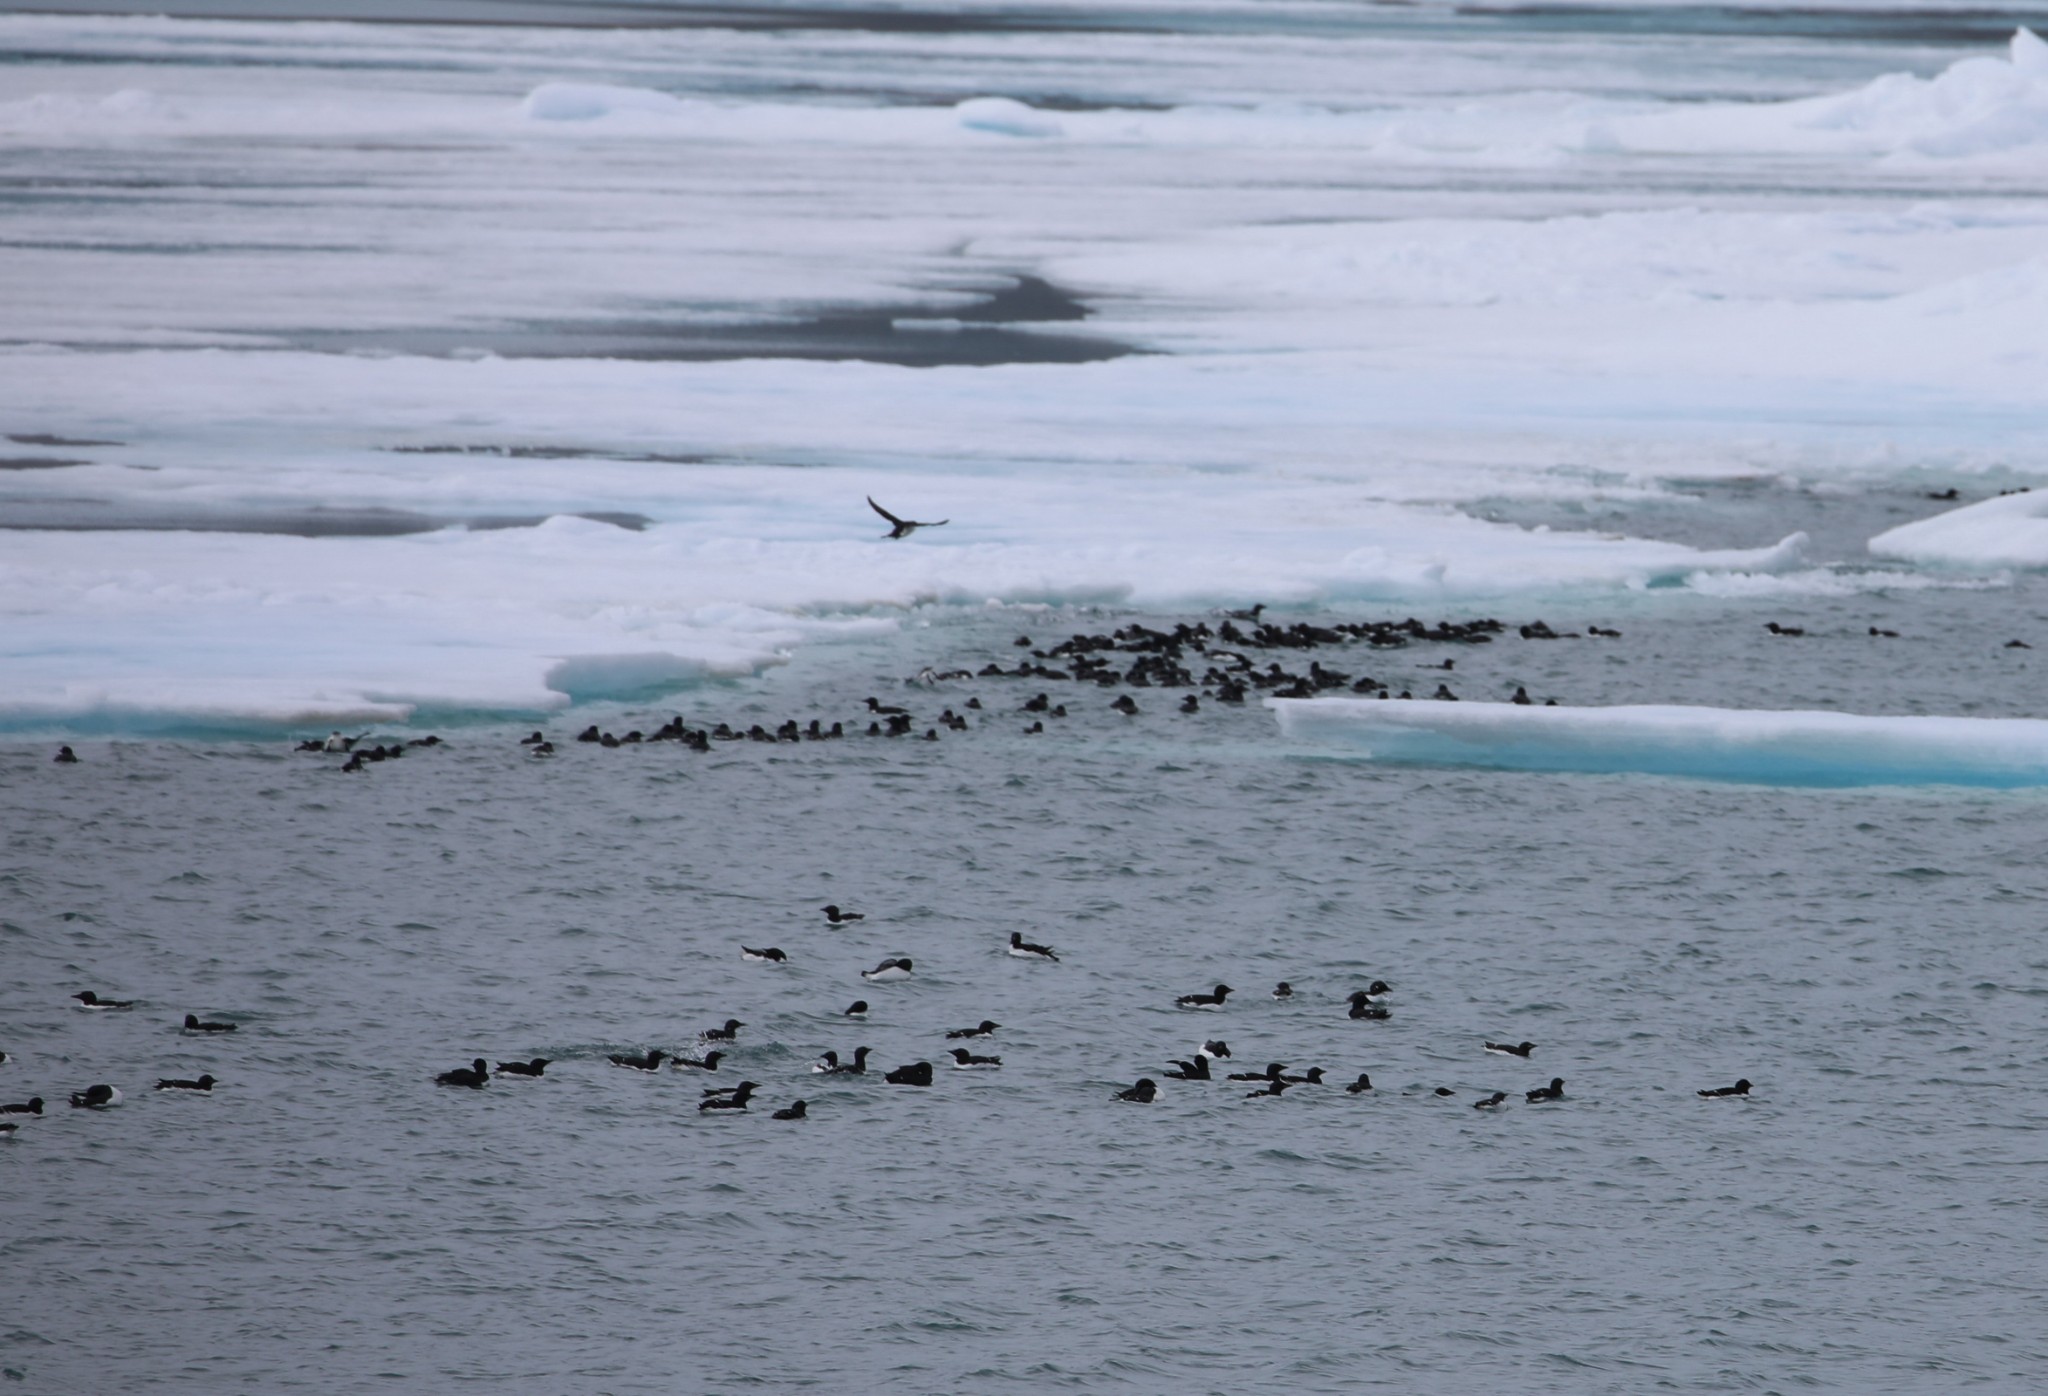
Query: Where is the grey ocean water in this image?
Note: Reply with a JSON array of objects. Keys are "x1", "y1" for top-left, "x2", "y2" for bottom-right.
[
  {"x1": 7, "y1": 558, "x2": 2048, "y2": 1392},
  {"x1": 7, "y1": 0, "x2": 2048, "y2": 1390}
]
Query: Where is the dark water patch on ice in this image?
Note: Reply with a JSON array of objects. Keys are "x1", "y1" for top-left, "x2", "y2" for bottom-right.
[
  {"x1": 1458, "y1": 4, "x2": 2048, "y2": 48},
  {"x1": 384, "y1": 444, "x2": 716, "y2": 465},
  {"x1": 277, "y1": 276, "x2": 1138, "y2": 368},
  {"x1": 0, "y1": 457, "x2": 88, "y2": 472},
  {"x1": 8, "y1": 433, "x2": 121, "y2": 448},
  {"x1": 0, "y1": 501, "x2": 649, "y2": 536}
]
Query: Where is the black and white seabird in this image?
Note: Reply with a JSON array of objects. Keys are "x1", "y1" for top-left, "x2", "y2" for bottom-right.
[
  {"x1": 1008, "y1": 933, "x2": 1059, "y2": 962},
  {"x1": 183, "y1": 1014, "x2": 236, "y2": 1033},
  {"x1": 815, "y1": 1039, "x2": 872, "y2": 1072},
  {"x1": 773, "y1": 1100, "x2": 808, "y2": 1120},
  {"x1": 1176, "y1": 984, "x2": 1232, "y2": 1010},
  {"x1": 1485, "y1": 1041, "x2": 1536, "y2": 1058},
  {"x1": 1473, "y1": 1091, "x2": 1509, "y2": 1110},
  {"x1": 608, "y1": 1048, "x2": 668, "y2": 1071},
  {"x1": 946, "y1": 1020, "x2": 999, "y2": 1039},
  {"x1": 436, "y1": 1059, "x2": 489, "y2": 1088},
  {"x1": 1344, "y1": 1074, "x2": 1374, "y2": 1094},
  {"x1": 54, "y1": 746, "x2": 78, "y2": 764},
  {"x1": 1197, "y1": 1039, "x2": 1232, "y2": 1060},
  {"x1": 672, "y1": 1050, "x2": 723, "y2": 1071},
  {"x1": 884, "y1": 1061, "x2": 933, "y2": 1087},
  {"x1": 1228, "y1": 1062, "x2": 1286, "y2": 1083},
  {"x1": 1525, "y1": 1077, "x2": 1566, "y2": 1102},
  {"x1": 1346, "y1": 991, "x2": 1389, "y2": 1021},
  {"x1": 822, "y1": 904, "x2": 866, "y2": 925},
  {"x1": 868, "y1": 496, "x2": 948, "y2": 539},
  {"x1": 698, "y1": 1081, "x2": 758, "y2": 1112},
  {"x1": 1244, "y1": 1079, "x2": 1291, "y2": 1099},
  {"x1": 156, "y1": 1074, "x2": 216, "y2": 1092},
  {"x1": 494, "y1": 1058, "x2": 549, "y2": 1077},
  {"x1": 1115, "y1": 1078, "x2": 1158, "y2": 1103},
  {"x1": 700, "y1": 1019, "x2": 745, "y2": 1042},
  {"x1": 1164, "y1": 1057, "x2": 1211, "y2": 1081},
  {"x1": 1279, "y1": 1067, "x2": 1325, "y2": 1086},
  {"x1": 948, "y1": 1048, "x2": 1001, "y2": 1070},
  {"x1": 0, "y1": 1123, "x2": 15, "y2": 1138},
  {"x1": 69, "y1": 1084, "x2": 123, "y2": 1108},
  {"x1": 1698, "y1": 1078, "x2": 1752, "y2": 1098},
  {"x1": 1, "y1": 1097, "x2": 44, "y2": 1116},
  {"x1": 741, "y1": 946, "x2": 789, "y2": 964},
  {"x1": 1272, "y1": 982, "x2": 1293, "y2": 1000},
  {"x1": 843, "y1": 1000, "x2": 869, "y2": 1017},
  {"x1": 73, "y1": 991, "x2": 133, "y2": 1010},
  {"x1": 862, "y1": 957, "x2": 914, "y2": 983}
]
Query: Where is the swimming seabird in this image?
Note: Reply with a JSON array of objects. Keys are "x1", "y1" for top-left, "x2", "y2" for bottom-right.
[
  {"x1": 1228, "y1": 1062, "x2": 1286, "y2": 1083},
  {"x1": 184, "y1": 1014, "x2": 237, "y2": 1033},
  {"x1": 815, "y1": 1043, "x2": 872, "y2": 1072},
  {"x1": 1175, "y1": 984, "x2": 1232, "y2": 1010},
  {"x1": 948, "y1": 1048, "x2": 1002, "y2": 1070},
  {"x1": 69, "y1": 1084, "x2": 123, "y2": 1108},
  {"x1": 1244, "y1": 1079, "x2": 1291, "y2": 1099},
  {"x1": 671, "y1": 1050, "x2": 722, "y2": 1072},
  {"x1": 1279, "y1": 1067, "x2": 1325, "y2": 1086},
  {"x1": 772, "y1": 1100, "x2": 808, "y2": 1120},
  {"x1": 1197, "y1": 1039, "x2": 1232, "y2": 1060},
  {"x1": 1007, "y1": 933, "x2": 1059, "y2": 962},
  {"x1": 1115, "y1": 1078, "x2": 1158, "y2": 1103},
  {"x1": 1164, "y1": 1057, "x2": 1211, "y2": 1081},
  {"x1": 1525, "y1": 1077, "x2": 1566, "y2": 1102},
  {"x1": 155, "y1": 1074, "x2": 216, "y2": 1092},
  {"x1": 741, "y1": 946, "x2": 789, "y2": 964},
  {"x1": 700, "y1": 1019, "x2": 745, "y2": 1042},
  {"x1": 1484, "y1": 1041, "x2": 1536, "y2": 1058},
  {"x1": 1473, "y1": 1091, "x2": 1509, "y2": 1110},
  {"x1": 843, "y1": 1000, "x2": 869, "y2": 1017},
  {"x1": 73, "y1": 991, "x2": 134, "y2": 1011},
  {"x1": 1271, "y1": 982, "x2": 1293, "y2": 1000},
  {"x1": 862, "y1": 957, "x2": 913, "y2": 982},
  {"x1": 607, "y1": 1048, "x2": 667, "y2": 1071},
  {"x1": 945, "y1": 1021, "x2": 999, "y2": 1039},
  {"x1": 1698, "y1": 1078, "x2": 1752, "y2": 1098},
  {"x1": 698, "y1": 1081, "x2": 758, "y2": 1112},
  {"x1": 1, "y1": 1097, "x2": 44, "y2": 1116},
  {"x1": 494, "y1": 1058, "x2": 549, "y2": 1077},
  {"x1": 1344, "y1": 1074, "x2": 1374, "y2": 1094},
  {"x1": 867, "y1": 497, "x2": 948, "y2": 539},
  {"x1": 884, "y1": 1061, "x2": 933, "y2": 1086},
  {"x1": 435, "y1": 1059, "x2": 489, "y2": 1088},
  {"x1": 53, "y1": 746, "x2": 78, "y2": 764},
  {"x1": 1346, "y1": 992, "x2": 1389, "y2": 1021},
  {"x1": 822, "y1": 904, "x2": 865, "y2": 925}
]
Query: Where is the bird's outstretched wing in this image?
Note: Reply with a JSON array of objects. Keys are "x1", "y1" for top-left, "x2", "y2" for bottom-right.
[{"x1": 868, "y1": 496, "x2": 905, "y2": 527}]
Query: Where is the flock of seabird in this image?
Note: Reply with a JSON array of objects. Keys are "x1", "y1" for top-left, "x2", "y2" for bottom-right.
[
  {"x1": 365, "y1": 897, "x2": 1750, "y2": 1120},
  {"x1": 0, "y1": 997, "x2": 241, "y2": 1136}
]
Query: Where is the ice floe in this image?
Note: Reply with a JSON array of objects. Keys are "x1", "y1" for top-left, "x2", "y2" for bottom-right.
[
  {"x1": 1273, "y1": 698, "x2": 2048, "y2": 787},
  {"x1": 1869, "y1": 491, "x2": 2048, "y2": 571}
]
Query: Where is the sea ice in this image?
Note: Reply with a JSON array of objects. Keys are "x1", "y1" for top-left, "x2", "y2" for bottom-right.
[{"x1": 1272, "y1": 697, "x2": 2048, "y2": 787}]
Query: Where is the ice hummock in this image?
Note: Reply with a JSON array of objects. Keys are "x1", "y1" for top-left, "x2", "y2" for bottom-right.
[
  {"x1": 1869, "y1": 491, "x2": 2048, "y2": 571},
  {"x1": 1272, "y1": 697, "x2": 2048, "y2": 787}
]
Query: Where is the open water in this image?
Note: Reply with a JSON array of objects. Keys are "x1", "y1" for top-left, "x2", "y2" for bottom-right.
[
  {"x1": 7, "y1": 559, "x2": 2048, "y2": 1392},
  {"x1": 8, "y1": 0, "x2": 2048, "y2": 1390}
]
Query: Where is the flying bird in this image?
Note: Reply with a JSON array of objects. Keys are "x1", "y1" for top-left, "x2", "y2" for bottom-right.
[{"x1": 868, "y1": 496, "x2": 948, "y2": 539}]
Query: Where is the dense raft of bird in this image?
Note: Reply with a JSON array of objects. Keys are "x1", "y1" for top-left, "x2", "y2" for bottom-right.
[
  {"x1": 30, "y1": 599, "x2": 1883, "y2": 1122},
  {"x1": 4, "y1": 922, "x2": 1755, "y2": 1131}
]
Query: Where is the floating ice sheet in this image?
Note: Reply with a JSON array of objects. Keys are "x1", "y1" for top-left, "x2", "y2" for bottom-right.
[
  {"x1": 1869, "y1": 490, "x2": 2048, "y2": 570},
  {"x1": 1271, "y1": 697, "x2": 2048, "y2": 787}
]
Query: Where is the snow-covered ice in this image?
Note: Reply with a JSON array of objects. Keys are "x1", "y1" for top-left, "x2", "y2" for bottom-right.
[{"x1": 1272, "y1": 698, "x2": 2048, "y2": 787}]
